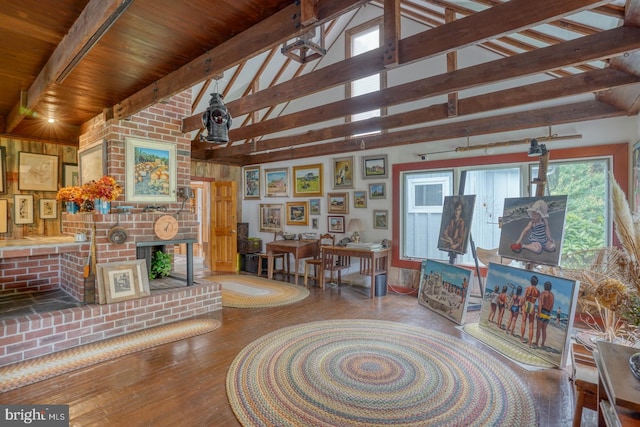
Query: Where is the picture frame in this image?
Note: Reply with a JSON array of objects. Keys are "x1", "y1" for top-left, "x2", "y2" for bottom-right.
[
  {"x1": 368, "y1": 183, "x2": 386, "y2": 199},
  {"x1": 332, "y1": 156, "x2": 354, "y2": 189},
  {"x1": 327, "y1": 192, "x2": 349, "y2": 214},
  {"x1": 14, "y1": 194, "x2": 34, "y2": 224},
  {"x1": 437, "y1": 195, "x2": 476, "y2": 255},
  {"x1": 259, "y1": 203, "x2": 284, "y2": 232},
  {"x1": 309, "y1": 198, "x2": 321, "y2": 215},
  {"x1": 362, "y1": 154, "x2": 388, "y2": 180},
  {"x1": 286, "y1": 201, "x2": 309, "y2": 226},
  {"x1": 292, "y1": 164, "x2": 323, "y2": 197},
  {"x1": 0, "y1": 146, "x2": 6, "y2": 194},
  {"x1": 328, "y1": 215, "x2": 345, "y2": 233},
  {"x1": 97, "y1": 260, "x2": 149, "y2": 304},
  {"x1": 78, "y1": 142, "x2": 106, "y2": 185},
  {"x1": 477, "y1": 263, "x2": 580, "y2": 368},
  {"x1": 96, "y1": 259, "x2": 150, "y2": 304},
  {"x1": 633, "y1": 141, "x2": 640, "y2": 214},
  {"x1": 353, "y1": 191, "x2": 367, "y2": 208},
  {"x1": 243, "y1": 166, "x2": 261, "y2": 199},
  {"x1": 62, "y1": 162, "x2": 79, "y2": 187},
  {"x1": 418, "y1": 259, "x2": 474, "y2": 325},
  {"x1": 498, "y1": 195, "x2": 568, "y2": 267},
  {"x1": 311, "y1": 218, "x2": 319, "y2": 230},
  {"x1": 373, "y1": 209, "x2": 388, "y2": 229},
  {"x1": 264, "y1": 168, "x2": 289, "y2": 197},
  {"x1": 0, "y1": 199, "x2": 8, "y2": 233},
  {"x1": 125, "y1": 137, "x2": 177, "y2": 203},
  {"x1": 18, "y1": 152, "x2": 59, "y2": 192},
  {"x1": 39, "y1": 198, "x2": 57, "y2": 219}
]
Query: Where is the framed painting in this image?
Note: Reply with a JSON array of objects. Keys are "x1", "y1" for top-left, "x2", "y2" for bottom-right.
[
  {"x1": 354, "y1": 191, "x2": 367, "y2": 208},
  {"x1": 327, "y1": 192, "x2": 349, "y2": 214},
  {"x1": 0, "y1": 146, "x2": 6, "y2": 194},
  {"x1": 417, "y1": 259, "x2": 474, "y2": 325},
  {"x1": 39, "y1": 198, "x2": 57, "y2": 219},
  {"x1": 259, "y1": 203, "x2": 284, "y2": 232},
  {"x1": 328, "y1": 215, "x2": 345, "y2": 233},
  {"x1": 373, "y1": 209, "x2": 388, "y2": 229},
  {"x1": 78, "y1": 142, "x2": 106, "y2": 185},
  {"x1": 18, "y1": 152, "x2": 59, "y2": 191},
  {"x1": 125, "y1": 137, "x2": 177, "y2": 203},
  {"x1": 477, "y1": 263, "x2": 580, "y2": 368},
  {"x1": 332, "y1": 156, "x2": 354, "y2": 189},
  {"x1": 293, "y1": 164, "x2": 323, "y2": 197},
  {"x1": 62, "y1": 162, "x2": 79, "y2": 187},
  {"x1": 362, "y1": 154, "x2": 388, "y2": 180},
  {"x1": 0, "y1": 199, "x2": 7, "y2": 233},
  {"x1": 286, "y1": 201, "x2": 309, "y2": 226},
  {"x1": 98, "y1": 260, "x2": 142, "y2": 304},
  {"x1": 309, "y1": 198, "x2": 321, "y2": 215},
  {"x1": 368, "y1": 183, "x2": 386, "y2": 199},
  {"x1": 633, "y1": 141, "x2": 640, "y2": 214},
  {"x1": 498, "y1": 195, "x2": 567, "y2": 267},
  {"x1": 14, "y1": 194, "x2": 34, "y2": 224},
  {"x1": 437, "y1": 195, "x2": 476, "y2": 255},
  {"x1": 243, "y1": 166, "x2": 261, "y2": 199},
  {"x1": 311, "y1": 217, "x2": 319, "y2": 230},
  {"x1": 264, "y1": 168, "x2": 289, "y2": 197}
]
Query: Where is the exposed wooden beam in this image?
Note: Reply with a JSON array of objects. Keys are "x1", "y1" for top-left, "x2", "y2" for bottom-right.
[
  {"x1": 202, "y1": 68, "x2": 639, "y2": 159},
  {"x1": 210, "y1": 26, "x2": 640, "y2": 143},
  {"x1": 112, "y1": 0, "x2": 368, "y2": 121},
  {"x1": 6, "y1": 0, "x2": 126, "y2": 132},
  {"x1": 383, "y1": 0, "x2": 401, "y2": 67},
  {"x1": 229, "y1": 100, "x2": 624, "y2": 164}
]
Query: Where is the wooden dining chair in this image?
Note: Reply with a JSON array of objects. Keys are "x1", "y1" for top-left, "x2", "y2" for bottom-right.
[
  {"x1": 257, "y1": 231, "x2": 289, "y2": 278},
  {"x1": 303, "y1": 233, "x2": 334, "y2": 288}
]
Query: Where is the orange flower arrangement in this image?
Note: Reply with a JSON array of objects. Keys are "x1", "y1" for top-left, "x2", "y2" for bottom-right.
[
  {"x1": 56, "y1": 186, "x2": 83, "y2": 204},
  {"x1": 81, "y1": 175, "x2": 123, "y2": 202}
]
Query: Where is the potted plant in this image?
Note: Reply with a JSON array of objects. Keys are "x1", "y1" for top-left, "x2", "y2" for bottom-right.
[
  {"x1": 82, "y1": 175, "x2": 123, "y2": 213},
  {"x1": 56, "y1": 186, "x2": 84, "y2": 213},
  {"x1": 149, "y1": 250, "x2": 172, "y2": 279}
]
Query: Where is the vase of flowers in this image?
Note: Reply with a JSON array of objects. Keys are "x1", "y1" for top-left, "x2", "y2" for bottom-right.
[
  {"x1": 82, "y1": 175, "x2": 123, "y2": 214},
  {"x1": 56, "y1": 186, "x2": 83, "y2": 213}
]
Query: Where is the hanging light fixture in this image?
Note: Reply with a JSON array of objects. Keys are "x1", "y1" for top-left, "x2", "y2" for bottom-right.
[
  {"x1": 281, "y1": 27, "x2": 326, "y2": 63},
  {"x1": 201, "y1": 92, "x2": 232, "y2": 144}
]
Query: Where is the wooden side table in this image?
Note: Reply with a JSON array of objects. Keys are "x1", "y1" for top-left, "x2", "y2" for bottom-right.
[{"x1": 571, "y1": 343, "x2": 601, "y2": 427}]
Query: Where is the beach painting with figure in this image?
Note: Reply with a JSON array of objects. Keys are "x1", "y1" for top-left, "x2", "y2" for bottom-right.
[
  {"x1": 418, "y1": 259, "x2": 474, "y2": 325},
  {"x1": 498, "y1": 196, "x2": 567, "y2": 266},
  {"x1": 437, "y1": 195, "x2": 476, "y2": 255},
  {"x1": 478, "y1": 263, "x2": 580, "y2": 368}
]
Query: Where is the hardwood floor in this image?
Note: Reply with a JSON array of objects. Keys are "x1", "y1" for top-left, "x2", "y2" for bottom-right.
[{"x1": 0, "y1": 274, "x2": 587, "y2": 426}]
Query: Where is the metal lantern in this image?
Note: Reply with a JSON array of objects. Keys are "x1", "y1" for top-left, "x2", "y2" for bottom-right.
[{"x1": 201, "y1": 93, "x2": 232, "y2": 143}]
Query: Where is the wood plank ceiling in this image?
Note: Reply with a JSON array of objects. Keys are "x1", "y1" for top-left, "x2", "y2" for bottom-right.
[{"x1": 1, "y1": 0, "x2": 639, "y2": 166}]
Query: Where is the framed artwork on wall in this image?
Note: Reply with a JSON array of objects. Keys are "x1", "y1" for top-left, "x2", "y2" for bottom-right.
[
  {"x1": 293, "y1": 164, "x2": 323, "y2": 197},
  {"x1": 264, "y1": 168, "x2": 289, "y2": 197},
  {"x1": 368, "y1": 183, "x2": 386, "y2": 199},
  {"x1": 39, "y1": 198, "x2": 57, "y2": 219},
  {"x1": 78, "y1": 142, "x2": 106, "y2": 185},
  {"x1": 0, "y1": 146, "x2": 6, "y2": 194},
  {"x1": 328, "y1": 215, "x2": 345, "y2": 233},
  {"x1": 327, "y1": 192, "x2": 349, "y2": 214},
  {"x1": 373, "y1": 209, "x2": 388, "y2": 229},
  {"x1": 0, "y1": 199, "x2": 7, "y2": 233},
  {"x1": 62, "y1": 163, "x2": 79, "y2": 187},
  {"x1": 362, "y1": 154, "x2": 388, "y2": 180},
  {"x1": 14, "y1": 194, "x2": 34, "y2": 224},
  {"x1": 286, "y1": 201, "x2": 309, "y2": 226},
  {"x1": 243, "y1": 166, "x2": 261, "y2": 199},
  {"x1": 332, "y1": 156, "x2": 354, "y2": 189},
  {"x1": 18, "y1": 152, "x2": 59, "y2": 192},
  {"x1": 259, "y1": 203, "x2": 284, "y2": 232},
  {"x1": 311, "y1": 217, "x2": 319, "y2": 229},
  {"x1": 125, "y1": 137, "x2": 177, "y2": 203},
  {"x1": 309, "y1": 198, "x2": 321, "y2": 215},
  {"x1": 354, "y1": 191, "x2": 367, "y2": 208}
]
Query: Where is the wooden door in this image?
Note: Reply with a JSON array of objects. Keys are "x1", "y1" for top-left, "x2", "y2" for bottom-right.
[{"x1": 208, "y1": 181, "x2": 237, "y2": 272}]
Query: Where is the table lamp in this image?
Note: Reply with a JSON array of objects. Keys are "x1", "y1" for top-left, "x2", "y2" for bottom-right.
[{"x1": 347, "y1": 218, "x2": 364, "y2": 243}]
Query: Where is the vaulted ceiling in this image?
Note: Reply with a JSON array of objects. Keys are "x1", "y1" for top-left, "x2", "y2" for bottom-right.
[{"x1": 1, "y1": 0, "x2": 639, "y2": 166}]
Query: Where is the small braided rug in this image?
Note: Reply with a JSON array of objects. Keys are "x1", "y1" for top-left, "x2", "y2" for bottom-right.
[
  {"x1": 205, "y1": 275, "x2": 309, "y2": 308},
  {"x1": 0, "y1": 319, "x2": 220, "y2": 393},
  {"x1": 226, "y1": 319, "x2": 538, "y2": 427}
]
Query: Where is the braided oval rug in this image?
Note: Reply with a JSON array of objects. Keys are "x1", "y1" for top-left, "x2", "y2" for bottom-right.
[
  {"x1": 205, "y1": 275, "x2": 309, "y2": 308},
  {"x1": 227, "y1": 319, "x2": 537, "y2": 427}
]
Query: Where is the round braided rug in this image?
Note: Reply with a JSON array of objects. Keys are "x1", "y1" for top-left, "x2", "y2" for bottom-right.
[
  {"x1": 226, "y1": 319, "x2": 538, "y2": 427},
  {"x1": 206, "y1": 275, "x2": 309, "y2": 308}
]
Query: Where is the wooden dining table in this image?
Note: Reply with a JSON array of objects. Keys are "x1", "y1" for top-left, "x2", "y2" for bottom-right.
[{"x1": 266, "y1": 239, "x2": 318, "y2": 285}]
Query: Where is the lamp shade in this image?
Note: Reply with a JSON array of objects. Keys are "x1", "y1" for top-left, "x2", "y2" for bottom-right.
[{"x1": 347, "y1": 218, "x2": 364, "y2": 233}]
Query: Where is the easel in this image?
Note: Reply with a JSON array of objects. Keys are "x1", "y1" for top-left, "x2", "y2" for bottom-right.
[{"x1": 525, "y1": 144, "x2": 550, "y2": 271}]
